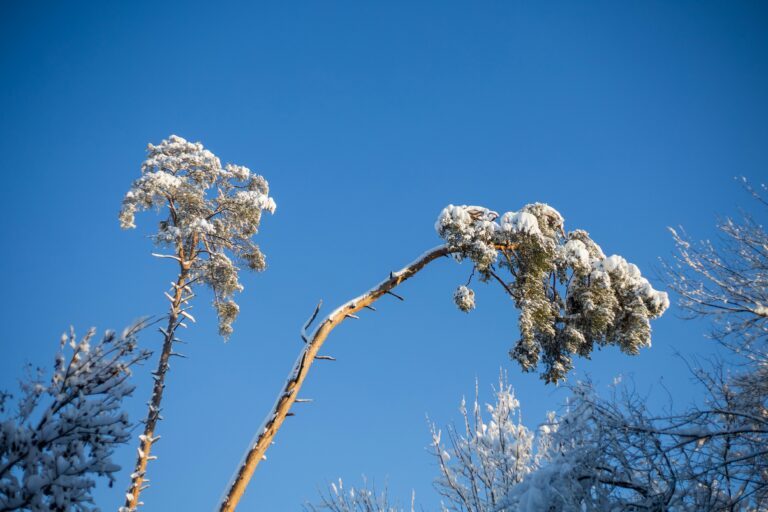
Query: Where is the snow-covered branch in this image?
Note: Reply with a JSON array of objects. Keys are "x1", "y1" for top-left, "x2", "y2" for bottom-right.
[
  {"x1": 0, "y1": 323, "x2": 150, "y2": 512},
  {"x1": 436, "y1": 203, "x2": 669, "y2": 382},
  {"x1": 664, "y1": 179, "x2": 768, "y2": 349},
  {"x1": 305, "y1": 478, "x2": 415, "y2": 512}
]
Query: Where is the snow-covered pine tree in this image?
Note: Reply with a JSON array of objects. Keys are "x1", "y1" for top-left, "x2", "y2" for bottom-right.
[
  {"x1": 0, "y1": 324, "x2": 150, "y2": 512},
  {"x1": 118, "y1": 135, "x2": 276, "y2": 510},
  {"x1": 220, "y1": 202, "x2": 668, "y2": 511}
]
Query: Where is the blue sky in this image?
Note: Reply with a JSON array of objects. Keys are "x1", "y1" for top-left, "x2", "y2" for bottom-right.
[{"x1": 1, "y1": 1, "x2": 767, "y2": 510}]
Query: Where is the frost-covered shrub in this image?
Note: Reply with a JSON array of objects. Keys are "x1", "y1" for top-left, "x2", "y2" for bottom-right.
[
  {"x1": 119, "y1": 134, "x2": 276, "y2": 337},
  {"x1": 505, "y1": 379, "x2": 768, "y2": 511},
  {"x1": 500, "y1": 384, "x2": 662, "y2": 512},
  {"x1": 428, "y1": 379, "x2": 619, "y2": 512},
  {"x1": 430, "y1": 374, "x2": 537, "y2": 512},
  {"x1": 305, "y1": 478, "x2": 414, "y2": 512},
  {"x1": 435, "y1": 203, "x2": 669, "y2": 383},
  {"x1": 665, "y1": 179, "x2": 768, "y2": 346},
  {"x1": 0, "y1": 324, "x2": 149, "y2": 511}
]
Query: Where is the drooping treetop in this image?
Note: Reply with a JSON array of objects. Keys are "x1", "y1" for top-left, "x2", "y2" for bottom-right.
[
  {"x1": 119, "y1": 135, "x2": 276, "y2": 337},
  {"x1": 219, "y1": 201, "x2": 670, "y2": 509},
  {"x1": 435, "y1": 203, "x2": 669, "y2": 382}
]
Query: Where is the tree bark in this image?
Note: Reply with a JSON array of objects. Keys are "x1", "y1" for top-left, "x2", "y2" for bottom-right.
[
  {"x1": 123, "y1": 268, "x2": 188, "y2": 511},
  {"x1": 219, "y1": 244, "x2": 463, "y2": 511}
]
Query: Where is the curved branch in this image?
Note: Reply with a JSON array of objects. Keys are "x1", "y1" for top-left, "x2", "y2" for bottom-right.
[{"x1": 218, "y1": 243, "x2": 507, "y2": 511}]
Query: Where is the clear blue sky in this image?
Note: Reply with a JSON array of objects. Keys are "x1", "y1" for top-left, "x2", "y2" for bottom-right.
[{"x1": 1, "y1": 1, "x2": 766, "y2": 510}]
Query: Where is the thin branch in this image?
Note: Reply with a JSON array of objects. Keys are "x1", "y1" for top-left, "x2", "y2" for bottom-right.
[
  {"x1": 488, "y1": 268, "x2": 515, "y2": 298},
  {"x1": 301, "y1": 301, "x2": 323, "y2": 343},
  {"x1": 151, "y1": 253, "x2": 183, "y2": 263}
]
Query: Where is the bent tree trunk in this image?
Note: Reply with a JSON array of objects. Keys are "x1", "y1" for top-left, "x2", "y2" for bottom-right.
[{"x1": 219, "y1": 244, "x2": 471, "y2": 511}]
